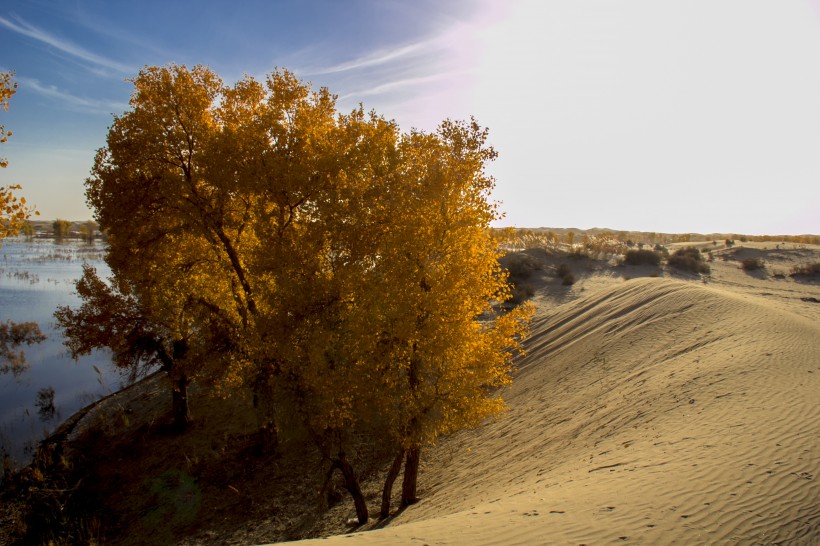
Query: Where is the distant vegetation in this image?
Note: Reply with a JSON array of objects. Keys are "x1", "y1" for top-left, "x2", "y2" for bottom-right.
[
  {"x1": 667, "y1": 247, "x2": 711, "y2": 275},
  {"x1": 623, "y1": 249, "x2": 662, "y2": 266},
  {"x1": 497, "y1": 228, "x2": 820, "y2": 249},
  {"x1": 741, "y1": 258, "x2": 765, "y2": 271},
  {"x1": 790, "y1": 262, "x2": 820, "y2": 277},
  {"x1": 13, "y1": 219, "x2": 102, "y2": 241}
]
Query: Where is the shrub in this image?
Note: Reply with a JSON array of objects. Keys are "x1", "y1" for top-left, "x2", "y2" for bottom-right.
[
  {"x1": 790, "y1": 262, "x2": 820, "y2": 277},
  {"x1": 504, "y1": 253, "x2": 537, "y2": 281},
  {"x1": 623, "y1": 249, "x2": 661, "y2": 266},
  {"x1": 667, "y1": 247, "x2": 711, "y2": 274},
  {"x1": 741, "y1": 257, "x2": 765, "y2": 271},
  {"x1": 556, "y1": 263, "x2": 571, "y2": 278},
  {"x1": 503, "y1": 253, "x2": 539, "y2": 304},
  {"x1": 555, "y1": 263, "x2": 575, "y2": 285},
  {"x1": 509, "y1": 283, "x2": 535, "y2": 304}
]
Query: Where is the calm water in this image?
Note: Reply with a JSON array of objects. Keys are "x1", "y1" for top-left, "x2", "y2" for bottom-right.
[{"x1": 0, "y1": 239, "x2": 124, "y2": 466}]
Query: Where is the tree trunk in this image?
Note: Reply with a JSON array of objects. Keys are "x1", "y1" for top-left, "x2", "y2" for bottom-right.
[
  {"x1": 171, "y1": 372, "x2": 190, "y2": 430},
  {"x1": 252, "y1": 368, "x2": 278, "y2": 455},
  {"x1": 170, "y1": 340, "x2": 190, "y2": 431},
  {"x1": 380, "y1": 449, "x2": 405, "y2": 518},
  {"x1": 401, "y1": 445, "x2": 421, "y2": 507},
  {"x1": 335, "y1": 452, "x2": 368, "y2": 525}
]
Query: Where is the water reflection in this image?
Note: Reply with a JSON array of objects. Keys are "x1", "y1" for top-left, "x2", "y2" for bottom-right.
[
  {"x1": 35, "y1": 387, "x2": 57, "y2": 422},
  {"x1": 0, "y1": 239, "x2": 121, "y2": 466}
]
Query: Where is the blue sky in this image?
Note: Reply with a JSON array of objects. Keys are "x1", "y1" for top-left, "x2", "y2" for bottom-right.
[{"x1": 1, "y1": 0, "x2": 819, "y2": 234}]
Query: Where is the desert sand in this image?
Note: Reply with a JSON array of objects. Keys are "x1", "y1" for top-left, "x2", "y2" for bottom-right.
[{"x1": 291, "y1": 242, "x2": 819, "y2": 545}]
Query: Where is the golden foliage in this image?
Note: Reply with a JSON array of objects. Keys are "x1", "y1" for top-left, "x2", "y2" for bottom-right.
[{"x1": 66, "y1": 66, "x2": 532, "y2": 505}]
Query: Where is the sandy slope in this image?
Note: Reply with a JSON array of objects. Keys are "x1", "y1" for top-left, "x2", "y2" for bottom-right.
[{"x1": 296, "y1": 274, "x2": 820, "y2": 544}]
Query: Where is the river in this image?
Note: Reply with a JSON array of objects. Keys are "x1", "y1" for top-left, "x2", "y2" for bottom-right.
[{"x1": 0, "y1": 239, "x2": 123, "y2": 467}]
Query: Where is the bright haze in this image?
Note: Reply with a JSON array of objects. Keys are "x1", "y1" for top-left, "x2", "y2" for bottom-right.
[{"x1": 1, "y1": 0, "x2": 819, "y2": 235}]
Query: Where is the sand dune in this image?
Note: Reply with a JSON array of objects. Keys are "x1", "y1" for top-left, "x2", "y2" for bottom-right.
[{"x1": 297, "y1": 276, "x2": 819, "y2": 544}]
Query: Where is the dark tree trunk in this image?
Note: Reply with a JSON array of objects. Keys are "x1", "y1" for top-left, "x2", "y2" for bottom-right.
[
  {"x1": 401, "y1": 445, "x2": 421, "y2": 507},
  {"x1": 380, "y1": 449, "x2": 405, "y2": 518},
  {"x1": 252, "y1": 368, "x2": 278, "y2": 455},
  {"x1": 171, "y1": 372, "x2": 190, "y2": 430},
  {"x1": 170, "y1": 340, "x2": 190, "y2": 431},
  {"x1": 335, "y1": 452, "x2": 368, "y2": 525}
]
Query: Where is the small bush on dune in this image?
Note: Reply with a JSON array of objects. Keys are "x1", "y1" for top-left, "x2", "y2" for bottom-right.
[
  {"x1": 741, "y1": 257, "x2": 765, "y2": 271},
  {"x1": 504, "y1": 253, "x2": 537, "y2": 281},
  {"x1": 790, "y1": 262, "x2": 820, "y2": 277},
  {"x1": 555, "y1": 264, "x2": 575, "y2": 285},
  {"x1": 623, "y1": 249, "x2": 661, "y2": 266},
  {"x1": 502, "y1": 253, "x2": 539, "y2": 304},
  {"x1": 667, "y1": 247, "x2": 711, "y2": 274},
  {"x1": 509, "y1": 283, "x2": 535, "y2": 304}
]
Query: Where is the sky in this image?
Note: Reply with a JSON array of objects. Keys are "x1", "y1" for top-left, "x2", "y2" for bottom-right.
[{"x1": 1, "y1": 0, "x2": 819, "y2": 235}]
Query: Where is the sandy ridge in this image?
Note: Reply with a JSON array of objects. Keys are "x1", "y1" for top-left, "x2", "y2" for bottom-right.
[{"x1": 293, "y1": 277, "x2": 819, "y2": 544}]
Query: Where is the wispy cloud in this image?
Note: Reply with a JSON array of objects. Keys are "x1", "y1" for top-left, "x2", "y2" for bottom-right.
[
  {"x1": 19, "y1": 76, "x2": 128, "y2": 114},
  {"x1": 307, "y1": 40, "x2": 434, "y2": 76},
  {"x1": 0, "y1": 14, "x2": 133, "y2": 74},
  {"x1": 338, "y1": 72, "x2": 462, "y2": 101}
]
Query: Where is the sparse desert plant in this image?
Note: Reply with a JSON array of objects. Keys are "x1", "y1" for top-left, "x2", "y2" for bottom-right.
[
  {"x1": 741, "y1": 257, "x2": 765, "y2": 271},
  {"x1": 790, "y1": 262, "x2": 820, "y2": 277},
  {"x1": 555, "y1": 263, "x2": 575, "y2": 285},
  {"x1": 503, "y1": 253, "x2": 539, "y2": 304},
  {"x1": 725, "y1": 239, "x2": 735, "y2": 247},
  {"x1": 556, "y1": 263, "x2": 570, "y2": 278},
  {"x1": 667, "y1": 247, "x2": 711, "y2": 274},
  {"x1": 509, "y1": 283, "x2": 535, "y2": 304},
  {"x1": 504, "y1": 253, "x2": 537, "y2": 281},
  {"x1": 623, "y1": 249, "x2": 661, "y2": 266}
]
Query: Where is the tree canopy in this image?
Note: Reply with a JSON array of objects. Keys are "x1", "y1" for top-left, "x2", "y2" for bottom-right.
[{"x1": 59, "y1": 64, "x2": 532, "y2": 523}]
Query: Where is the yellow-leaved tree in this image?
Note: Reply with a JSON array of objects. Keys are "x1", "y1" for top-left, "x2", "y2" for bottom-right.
[
  {"x1": 57, "y1": 64, "x2": 532, "y2": 524},
  {"x1": 350, "y1": 120, "x2": 532, "y2": 515}
]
